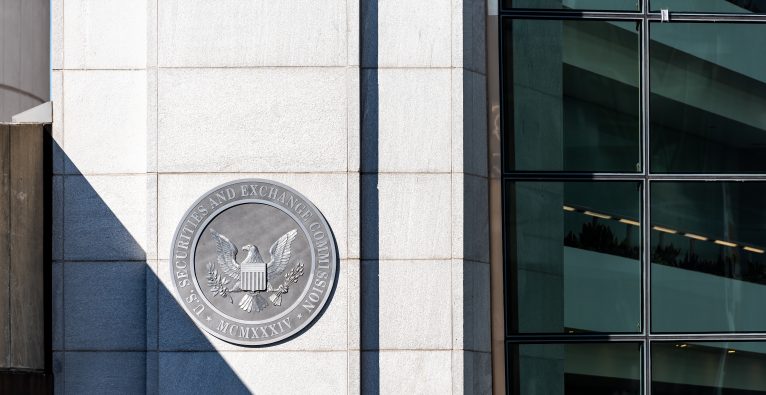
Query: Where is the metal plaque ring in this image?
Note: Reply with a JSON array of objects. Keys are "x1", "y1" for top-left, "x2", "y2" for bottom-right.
[{"x1": 169, "y1": 179, "x2": 338, "y2": 346}]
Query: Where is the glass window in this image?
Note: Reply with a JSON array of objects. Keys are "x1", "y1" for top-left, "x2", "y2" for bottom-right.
[
  {"x1": 503, "y1": 19, "x2": 641, "y2": 172},
  {"x1": 651, "y1": 182, "x2": 766, "y2": 333},
  {"x1": 506, "y1": 181, "x2": 641, "y2": 334},
  {"x1": 651, "y1": 0, "x2": 766, "y2": 13},
  {"x1": 650, "y1": 23, "x2": 766, "y2": 173},
  {"x1": 508, "y1": 343, "x2": 642, "y2": 394},
  {"x1": 505, "y1": 0, "x2": 639, "y2": 11},
  {"x1": 652, "y1": 342, "x2": 766, "y2": 393}
]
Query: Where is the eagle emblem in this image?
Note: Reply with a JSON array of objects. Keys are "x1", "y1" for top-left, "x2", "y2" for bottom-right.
[{"x1": 206, "y1": 228, "x2": 305, "y2": 313}]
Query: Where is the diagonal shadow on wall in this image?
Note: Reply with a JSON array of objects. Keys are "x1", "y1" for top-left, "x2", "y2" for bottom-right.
[{"x1": 52, "y1": 139, "x2": 250, "y2": 394}]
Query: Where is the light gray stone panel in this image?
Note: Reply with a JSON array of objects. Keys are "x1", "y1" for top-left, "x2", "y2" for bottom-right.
[
  {"x1": 348, "y1": 350, "x2": 361, "y2": 395},
  {"x1": 145, "y1": 174, "x2": 158, "y2": 260},
  {"x1": 63, "y1": 175, "x2": 147, "y2": 261},
  {"x1": 51, "y1": 71, "x2": 64, "y2": 175},
  {"x1": 64, "y1": 352, "x2": 146, "y2": 394},
  {"x1": 347, "y1": 259, "x2": 361, "y2": 350},
  {"x1": 347, "y1": 68, "x2": 361, "y2": 173},
  {"x1": 452, "y1": 69, "x2": 488, "y2": 177},
  {"x1": 361, "y1": 68, "x2": 451, "y2": 173},
  {"x1": 452, "y1": 173, "x2": 490, "y2": 263},
  {"x1": 347, "y1": 174, "x2": 360, "y2": 260},
  {"x1": 157, "y1": 68, "x2": 347, "y2": 173},
  {"x1": 361, "y1": 174, "x2": 451, "y2": 260},
  {"x1": 452, "y1": 350, "x2": 493, "y2": 395},
  {"x1": 157, "y1": 259, "x2": 351, "y2": 352},
  {"x1": 63, "y1": 262, "x2": 147, "y2": 350},
  {"x1": 452, "y1": 260, "x2": 491, "y2": 353},
  {"x1": 51, "y1": 0, "x2": 63, "y2": 69},
  {"x1": 361, "y1": 0, "x2": 451, "y2": 67},
  {"x1": 147, "y1": 68, "x2": 158, "y2": 173},
  {"x1": 52, "y1": 262, "x2": 63, "y2": 351},
  {"x1": 362, "y1": 350, "x2": 452, "y2": 394},
  {"x1": 347, "y1": 0, "x2": 360, "y2": 67},
  {"x1": 63, "y1": 70, "x2": 147, "y2": 175},
  {"x1": 158, "y1": 0, "x2": 346, "y2": 67},
  {"x1": 361, "y1": 260, "x2": 451, "y2": 350},
  {"x1": 146, "y1": 0, "x2": 157, "y2": 68},
  {"x1": 63, "y1": 0, "x2": 147, "y2": 69},
  {"x1": 159, "y1": 351, "x2": 348, "y2": 394},
  {"x1": 157, "y1": 173, "x2": 348, "y2": 261}
]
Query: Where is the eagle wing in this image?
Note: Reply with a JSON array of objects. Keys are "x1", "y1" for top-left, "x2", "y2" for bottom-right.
[
  {"x1": 267, "y1": 229, "x2": 297, "y2": 278},
  {"x1": 210, "y1": 229, "x2": 240, "y2": 280}
]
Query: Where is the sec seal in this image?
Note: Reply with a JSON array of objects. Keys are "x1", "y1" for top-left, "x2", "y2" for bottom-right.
[{"x1": 169, "y1": 179, "x2": 338, "y2": 346}]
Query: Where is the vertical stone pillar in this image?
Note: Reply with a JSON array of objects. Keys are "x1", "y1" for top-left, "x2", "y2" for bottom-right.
[{"x1": 360, "y1": 0, "x2": 491, "y2": 392}]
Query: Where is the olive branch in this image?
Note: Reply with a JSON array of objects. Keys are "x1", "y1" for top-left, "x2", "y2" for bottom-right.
[
  {"x1": 268, "y1": 260, "x2": 305, "y2": 306},
  {"x1": 206, "y1": 262, "x2": 234, "y2": 303}
]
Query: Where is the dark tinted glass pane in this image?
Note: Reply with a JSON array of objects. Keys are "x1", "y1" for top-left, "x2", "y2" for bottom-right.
[
  {"x1": 503, "y1": 19, "x2": 641, "y2": 172},
  {"x1": 508, "y1": 343, "x2": 642, "y2": 394},
  {"x1": 652, "y1": 182, "x2": 766, "y2": 333},
  {"x1": 653, "y1": 342, "x2": 766, "y2": 394},
  {"x1": 505, "y1": 181, "x2": 641, "y2": 334},
  {"x1": 505, "y1": 0, "x2": 638, "y2": 11},
  {"x1": 650, "y1": 23, "x2": 766, "y2": 173},
  {"x1": 651, "y1": 0, "x2": 764, "y2": 13}
]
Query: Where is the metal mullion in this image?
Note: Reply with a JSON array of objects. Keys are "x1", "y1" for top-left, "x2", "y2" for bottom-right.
[
  {"x1": 649, "y1": 333, "x2": 766, "y2": 341},
  {"x1": 506, "y1": 334, "x2": 646, "y2": 343},
  {"x1": 502, "y1": 173, "x2": 644, "y2": 181},
  {"x1": 640, "y1": 2, "x2": 651, "y2": 391},
  {"x1": 499, "y1": 9, "x2": 652, "y2": 20},
  {"x1": 655, "y1": 12, "x2": 766, "y2": 22},
  {"x1": 646, "y1": 174, "x2": 766, "y2": 180}
]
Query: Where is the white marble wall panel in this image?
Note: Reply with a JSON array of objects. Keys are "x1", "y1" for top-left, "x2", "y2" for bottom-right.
[
  {"x1": 361, "y1": 260, "x2": 452, "y2": 350},
  {"x1": 63, "y1": 70, "x2": 147, "y2": 174},
  {"x1": 361, "y1": 69, "x2": 452, "y2": 173},
  {"x1": 362, "y1": 0, "x2": 452, "y2": 68},
  {"x1": 157, "y1": 68, "x2": 348, "y2": 173},
  {"x1": 362, "y1": 350, "x2": 453, "y2": 393},
  {"x1": 158, "y1": 0, "x2": 347, "y2": 67},
  {"x1": 63, "y1": 0, "x2": 147, "y2": 69},
  {"x1": 361, "y1": 174, "x2": 452, "y2": 260}
]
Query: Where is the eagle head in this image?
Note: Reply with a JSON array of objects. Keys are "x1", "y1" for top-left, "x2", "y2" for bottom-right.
[{"x1": 241, "y1": 244, "x2": 263, "y2": 264}]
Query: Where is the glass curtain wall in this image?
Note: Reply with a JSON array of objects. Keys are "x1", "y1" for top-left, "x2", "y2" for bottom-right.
[{"x1": 500, "y1": 1, "x2": 766, "y2": 394}]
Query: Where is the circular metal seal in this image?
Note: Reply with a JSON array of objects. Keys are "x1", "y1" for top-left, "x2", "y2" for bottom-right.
[{"x1": 169, "y1": 179, "x2": 338, "y2": 346}]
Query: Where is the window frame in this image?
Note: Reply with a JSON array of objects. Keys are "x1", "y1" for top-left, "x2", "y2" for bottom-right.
[{"x1": 490, "y1": 1, "x2": 766, "y2": 394}]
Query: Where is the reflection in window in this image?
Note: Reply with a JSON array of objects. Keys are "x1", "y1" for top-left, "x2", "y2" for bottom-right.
[
  {"x1": 653, "y1": 342, "x2": 766, "y2": 394},
  {"x1": 509, "y1": 343, "x2": 642, "y2": 394},
  {"x1": 503, "y1": 19, "x2": 640, "y2": 172},
  {"x1": 651, "y1": 23, "x2": 766, "y2": 173},
  {"x1": 652, "y1": 182, "x2": 766, "y2": 333},
  {"x1": 505, "y1": 181, "x2": 641, "y2": 334},
  {"x1": 506, "y1": 0, "x2": 638, "y2": 11}
]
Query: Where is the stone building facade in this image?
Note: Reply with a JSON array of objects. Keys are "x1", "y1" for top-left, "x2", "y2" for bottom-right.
[{"x1": 50, "y1": 0, "x2": 491, "y2": 393}]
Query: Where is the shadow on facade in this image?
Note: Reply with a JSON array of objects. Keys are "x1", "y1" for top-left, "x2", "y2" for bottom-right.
[{"x1": 53, "y1": 139, "x2": 249, "y2": 394}]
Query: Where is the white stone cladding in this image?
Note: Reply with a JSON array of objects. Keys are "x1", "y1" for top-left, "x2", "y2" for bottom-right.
[{"x1": 51, "y1": 0, "x2": 490, "y2": 393}]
